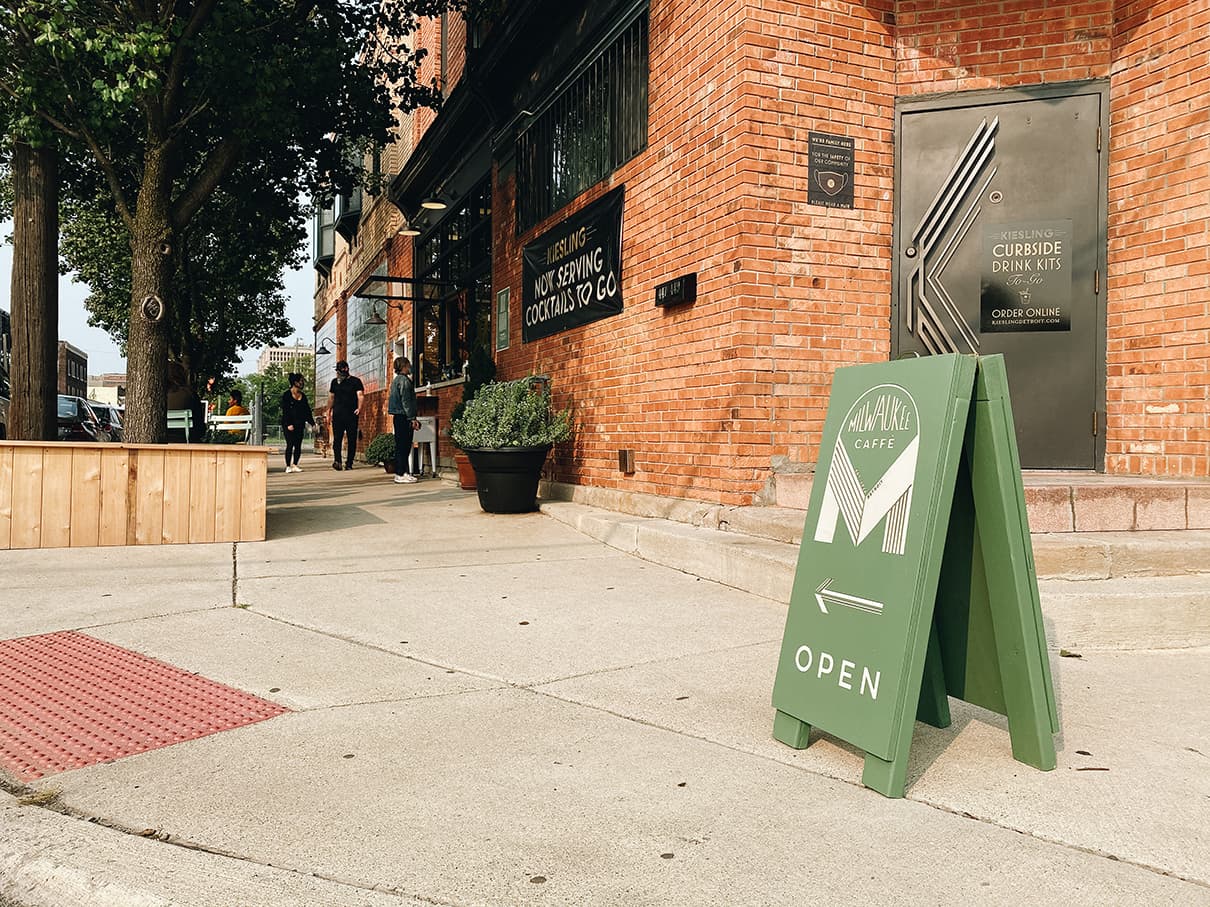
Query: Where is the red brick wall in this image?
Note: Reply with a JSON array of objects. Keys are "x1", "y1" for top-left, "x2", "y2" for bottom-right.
[
  {"x1": 493, "y1": 0, "x2": 897, "y2": 504},
  {"x1": 394, "y1": 0, "x2": 1210, "y2": 498},
  {"x1": 895, "y1": 1, "x2": 1113, "y2": 91},
  {"x1": 1106, "y1": 0, "x2": 1210, "y2": 477}
]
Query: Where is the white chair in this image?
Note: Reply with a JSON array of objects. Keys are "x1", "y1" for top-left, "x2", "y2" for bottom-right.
[
  {"x1": 409, "y1": 416, "x2": 438, "y2": 477},
  {"x1": 208, "y1": 414, "x2": 254, "y2": 443},
  {"x1": 166, "y1": 408, "x2": 194, "y2": 442}
]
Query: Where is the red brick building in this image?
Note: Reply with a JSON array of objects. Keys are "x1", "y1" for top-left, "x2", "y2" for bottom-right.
[{"x1": 314, "y1": 0, "x2": 1209, "y2": 503}]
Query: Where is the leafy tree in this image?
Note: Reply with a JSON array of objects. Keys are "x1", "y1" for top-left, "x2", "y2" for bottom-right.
[
  {"x1": 1, "y1": 0, "x2": 455, "y2": 442},
  {"x1": 59, "y1": 156, "x2": 300, "y2": 389},
  {"x1": 233, "y1": 358, "x2": 316, "y2": 430}
]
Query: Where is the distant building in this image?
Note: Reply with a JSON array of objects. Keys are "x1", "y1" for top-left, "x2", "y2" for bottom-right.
[
  {"x1": 87, "y1": 385, "x2": 123, "y2": 406},
  {"x1": 58, "y1": 341, "x2": 88, "y2": 398},
  {"x1": 89, "y1": 372, "x2": 127, "y2": 388},
  {"x1": 87, "y1": 373, "x2": 127, "y2": 406},
  {"x1": 256, "y1": 341, "x2": 313, "y2": 374}
]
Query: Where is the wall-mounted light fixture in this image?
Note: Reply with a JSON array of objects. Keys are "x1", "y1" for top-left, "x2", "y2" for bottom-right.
[
  {"x1": 420, "y1": 186, "x2": 448, "y2": 211},
  {"x1": 315, "y1": 335, "x2": 336, "y2": 355}
]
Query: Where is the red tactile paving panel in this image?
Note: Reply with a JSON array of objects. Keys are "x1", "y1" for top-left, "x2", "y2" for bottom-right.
[{"x1": 0, "y1": 631, "x2": 288, "y2": 782}]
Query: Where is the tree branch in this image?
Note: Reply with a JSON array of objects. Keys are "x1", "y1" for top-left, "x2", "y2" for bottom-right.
[
  {"x1": 171, "y1": 135, "x2": 240, "y2": 231},
  {"x1": 162, "y1": 0, "x2": 219, "y2": 123},
  {"x1": 0, "y1": 80, "x2": 82, "y2": 140},
  {"x1": 79, "y1": 124, "x2": 136, "y2": 232}
]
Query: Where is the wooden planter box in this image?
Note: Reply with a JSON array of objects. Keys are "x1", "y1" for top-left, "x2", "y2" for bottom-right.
[{"x1": 0, "y1": 441, "x2": 268, "y2": 549}]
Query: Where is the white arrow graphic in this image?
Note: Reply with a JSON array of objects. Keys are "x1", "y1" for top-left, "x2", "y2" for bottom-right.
[{"x1": 814, "y1": 578, "x2": 884, "y2": 616}]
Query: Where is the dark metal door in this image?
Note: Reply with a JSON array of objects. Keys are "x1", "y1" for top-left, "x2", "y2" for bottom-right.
[{"x1": 892, "y1": 84, "x2": 1107, "y2": 469}]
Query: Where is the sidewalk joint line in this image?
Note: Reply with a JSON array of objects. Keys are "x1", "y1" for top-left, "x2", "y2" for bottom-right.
[
  {"x1": 231, "y1": 542, "x2": 238, "y2": 606},
  {"x1": 3, "y1": 792, "x2": 469, "y2": 906}
]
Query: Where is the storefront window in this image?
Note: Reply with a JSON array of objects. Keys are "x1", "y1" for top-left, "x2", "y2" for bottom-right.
[
  {"x1": 315, "y1": 325, "x2": 337, "y2": 404},
  {"x1": 515, "y1": 13, "x2": 649, "y2": 233},
  {"x1": 347, "y1": 272, "x2": 388, "y2": 392},
  {"x1": 415, "y1": 177, "x2": 492, "y2": 385}
]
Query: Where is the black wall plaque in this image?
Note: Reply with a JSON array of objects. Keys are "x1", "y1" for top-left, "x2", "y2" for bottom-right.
[
  {"x1": 980, "y1": 220, "x2": 1073, "y2": 332},
  {"x1": 808, "y1": 132, "x2": 855, "y2": 210},
  {"x1": 655, "y1": 273, "x2": 696, "y2": 307},
  {"x1": 522, "y1": 187, "x2": 625, "y2": 343}
]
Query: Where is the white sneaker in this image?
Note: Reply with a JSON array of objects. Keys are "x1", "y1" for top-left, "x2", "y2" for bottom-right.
[
  {"x1": 402, "y1": 473, "x2": 418, "y2": 483},
  {"x1": 393, "y1": 474, "x2": 408, "y2": 484},
  {"x1": 293, "y1": 464, "x2": 302, "y2": 472}
]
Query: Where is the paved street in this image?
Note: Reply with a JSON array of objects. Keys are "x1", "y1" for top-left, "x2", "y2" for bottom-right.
[{"x1": 1, "y1": 460, "x2": 1208, "y2": 905}]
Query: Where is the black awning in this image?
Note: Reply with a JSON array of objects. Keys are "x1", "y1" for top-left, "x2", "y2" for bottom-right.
[{"x1": 351, "y1": 273, "x2": 452, "y2": 303}]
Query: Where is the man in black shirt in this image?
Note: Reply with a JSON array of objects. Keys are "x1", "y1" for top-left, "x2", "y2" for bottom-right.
[{"x1": 327, "y1": 360, "x2": 365, "y2": 470}]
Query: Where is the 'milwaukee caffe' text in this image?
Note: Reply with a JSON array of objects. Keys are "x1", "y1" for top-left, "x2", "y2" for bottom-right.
[
  {"x1": 981, "y1": 220, "x2": 1073, "y2": 333},
  {"x1": 522, "y1": 187, "x2": 625, "y2": 343}
]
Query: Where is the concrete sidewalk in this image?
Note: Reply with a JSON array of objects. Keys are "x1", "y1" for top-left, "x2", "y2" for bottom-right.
[{"x1": 1, "y1": 463, "x2": 1208, "y2": 906}]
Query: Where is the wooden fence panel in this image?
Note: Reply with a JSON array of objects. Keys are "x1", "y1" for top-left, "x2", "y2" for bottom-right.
[
  {"x1": 0, "y1": 446, "x2": 13, "y2": 548},
  {"x1": 239, "y1": 451, "x2": 267, "y2": 541},
  {"x1": 40, "y1": 447, "x2": 75, "y2": 548},
  {"x1": 213, "y1": 453, "x2": 244, "y2": 542},
  {"x1": 134, "y1": 449, "x2": 166, "y2": 545},
  {"x1": 0, "y1": 442, "x2": 267, "y2": 549},
  {"x1": 161, "y1": 449, "x2": 193, "y2": 544},
  {"x1": 69, "y1": 448, "x2": 102, "y2": 548},
  {"x1": 187, "y1": 449, "x2": 218, "y2": 544},
  {"x1": 10, "y1": 447, "x2": 45, "y2": 548},
  {"x1": 98, "y1": 447, "x2": 130, "y2": 546}
]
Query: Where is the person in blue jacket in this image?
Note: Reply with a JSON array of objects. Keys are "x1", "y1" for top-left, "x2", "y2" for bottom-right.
[{"x1": 388, "y1": 356, "x2": 419, "y2": 484}]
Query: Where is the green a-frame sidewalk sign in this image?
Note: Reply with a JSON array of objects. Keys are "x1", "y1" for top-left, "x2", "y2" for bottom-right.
[{"x1": 771, "y1": 354, "x2": 1059, "y2": 798}]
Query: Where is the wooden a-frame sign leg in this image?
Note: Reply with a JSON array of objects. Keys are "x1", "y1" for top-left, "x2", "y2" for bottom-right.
[
  {"x1": 772, "y1": 354, "x2": 1058, "y2": 798},
  {"x1": 946, "y1": 356, "x2": 1059, "y2": 767}
]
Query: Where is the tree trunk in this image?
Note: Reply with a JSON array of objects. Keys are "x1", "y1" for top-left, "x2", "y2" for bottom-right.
[
  {"x1": 122, "y1": 147, "x2": 175, "y2": 444},
  {"x1": 8, "y1": 140, "x2": 60, "y2": 441}
]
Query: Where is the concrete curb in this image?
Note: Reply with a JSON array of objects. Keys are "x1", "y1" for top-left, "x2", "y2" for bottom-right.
[{"x1": 541, "y1": 501, "x2": 1210, "y2": 650}]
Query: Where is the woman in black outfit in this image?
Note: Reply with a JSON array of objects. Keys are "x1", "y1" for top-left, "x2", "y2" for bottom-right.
[{"x1": 280, "y1": 372, "x2": 315, "y2": 473}]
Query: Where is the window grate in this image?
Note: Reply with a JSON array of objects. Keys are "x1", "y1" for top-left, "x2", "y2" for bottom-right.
[{"x1": 516, "y1": 14, "x2": 648, "y2": 233}]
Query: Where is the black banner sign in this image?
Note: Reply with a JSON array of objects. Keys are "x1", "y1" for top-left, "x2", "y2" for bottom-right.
[
  {"x1": 980, "y1": 220, "x2": 1073, "y2": 333},
  {"x1": 808, "y1": 132, "x2": 855, "y2": 210},
  {"x1": 522, "y1": 187, "x2": 625, "y2": 343}
]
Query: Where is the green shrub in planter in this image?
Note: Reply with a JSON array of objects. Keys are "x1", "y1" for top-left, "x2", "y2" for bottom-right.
[
  {"x1": 449, "y1": 377, "x2": 571, "y2": 450},
  {"x1": 449, "y1": 342, "x2": 498, "y2": 431},
  {"x1": 363, "y1": 432, "x2": 396, "y2": 466}
]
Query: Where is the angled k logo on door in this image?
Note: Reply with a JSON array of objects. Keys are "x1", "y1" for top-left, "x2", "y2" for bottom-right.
[{"x1": 813, "y1": 384, "x2": 920, "y2": 556}]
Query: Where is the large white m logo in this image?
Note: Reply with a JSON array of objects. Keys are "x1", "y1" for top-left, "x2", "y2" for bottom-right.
[{"x1": 813, "y1": 386, "x2": 920, "y2": 556}]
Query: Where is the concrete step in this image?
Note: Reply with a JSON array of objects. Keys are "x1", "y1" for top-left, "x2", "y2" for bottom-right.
[
  {"x1": 541, "y1": 501, "x2": 1210, "y2": 651},
  {"x1": 694, "y1": 504, "x2": 1210, "y2": 581},
  {"x1": 774, "y1": 470, "x2": 1210, "y2": 532},
  {"x1": 1039, "y1": 575, "x2": 1210, "y2": 651}
]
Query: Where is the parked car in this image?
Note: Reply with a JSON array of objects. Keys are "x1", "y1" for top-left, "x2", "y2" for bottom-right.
[
  {"x1": 90, "y1": 402, "x2": 123, "y2": 442},
  {"x1": 57, "y1": 395, "x2": 106, "y2": 442}
]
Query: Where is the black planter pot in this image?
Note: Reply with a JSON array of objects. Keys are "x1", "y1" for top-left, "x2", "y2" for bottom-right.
[{"x1": 463, "y1": 446, "x2": 551, "y2": 513}]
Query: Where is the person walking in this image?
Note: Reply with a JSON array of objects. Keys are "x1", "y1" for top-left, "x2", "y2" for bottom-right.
[
  {"x1": 327, "y1": 360, "x2": 364, "y2": 470},
  {"x1": 388, "y1": 356, "x2": 420, "y2": 484},
  {"x1": 280, "y1": 372, "x2": 315, "y2": 473}
]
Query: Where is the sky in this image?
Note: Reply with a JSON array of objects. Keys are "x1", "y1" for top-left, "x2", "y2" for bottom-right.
[{"x1": 0, "y1": 220, "x2": 317, "y2": 377}]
